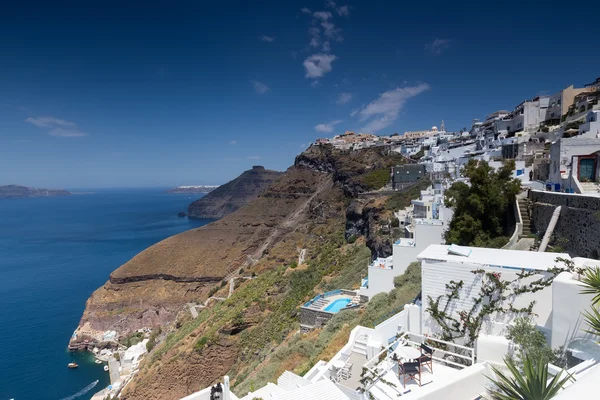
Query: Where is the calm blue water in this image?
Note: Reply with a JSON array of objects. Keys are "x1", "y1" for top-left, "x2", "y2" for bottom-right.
[
  {"x1": 324, "y1": 298, "x2": 352, "y2": 313},
  {"x1": 0, "y1": 189, "x2": 211, "y2": 400}
]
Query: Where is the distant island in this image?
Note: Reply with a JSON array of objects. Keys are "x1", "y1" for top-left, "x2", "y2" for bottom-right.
[
  {"x1": 0, "y1": 185, "x2": 71, "y2": 199},
  {"x1": 165, "y1": 185, "x2": 219, "y2": 194}
]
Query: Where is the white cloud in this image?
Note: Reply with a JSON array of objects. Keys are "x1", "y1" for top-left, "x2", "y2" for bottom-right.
[
  {"x1": 321, "y1": 21, "x2": 343, "y2": 41},
  {"x1": 247, "y1": 155, "x2": 261, "y2": 160},
  {"x1": 315, "y1": 119, "x2": 343, "y2": 133},
  {"x1": 426, "y1": 38, "x2": 452, "y2": 54},
  {"x1": 337, "y1": 5, "x2": 350, "y2": 16},
  {"x1": 313, "y1": 11, "x2": 332, "y2": 21},
  {"x1": 25, "y1": 116, "x2": 76, "y2": 128},
  {"x1": 326, "y1": 1, "x2": 350, "y2": 16},
  {"x1": 25, "y1": 116, "x2": 87, "y2": 137},
  {"x1": 301, "y1": 7, "x2": 311, "y2": 14},
  {"x1": 357, "y1": 83, "x2": 430, "y2": 133},
  {"x1": 308, "y1": 26, "x2": 321, "y2": 48},
  {"x1": 303, "y1": 54, "x2": 337, "y2": 79},
  {"x1": 229, "y1": 140, "x2": 237, "y2": 145},
  {"x1": 322, "y1": 41, "x2": 331, "y2": 52},
  {"x1": 48, "y1": 128, "x2": 87, "y2": 137},
  {"x1": 336, "y1": 92, "x2": 353, "y2": 104},
  {"x1": 260, "y1": 35, "x2": 275, "y2": 42},
  {"x1": 252, "y1": 80, "x2": 269, "y2": 94}
]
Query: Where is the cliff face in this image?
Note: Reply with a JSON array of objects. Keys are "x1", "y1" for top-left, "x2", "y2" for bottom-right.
[
  {"x1": 187, "y1": 166, "x2": 283, "y2": 219},
  {"x1": 0, "y1": 184, "x2": 71, "y2": 199},
  {"x1": 77, "y1": 144, "x2": 410, "y2": 400}
]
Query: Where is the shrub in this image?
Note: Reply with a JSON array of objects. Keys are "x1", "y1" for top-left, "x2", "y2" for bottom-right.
[
  {"x1": 506, "y1": 317, "x2": 556, "y2": 367},
  {"x1": 360, "y1": 168, "x2": 391, "y2": 190}
]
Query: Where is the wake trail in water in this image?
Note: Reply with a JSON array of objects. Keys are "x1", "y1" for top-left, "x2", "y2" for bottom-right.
[{"x1": 59, "y1": 380, "x2": 99, "y2": 400}]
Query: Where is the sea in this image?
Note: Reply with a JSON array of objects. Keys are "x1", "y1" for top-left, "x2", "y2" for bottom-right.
[{"x1": 0, "y1": 189, "x2": 212, "y2": 400}]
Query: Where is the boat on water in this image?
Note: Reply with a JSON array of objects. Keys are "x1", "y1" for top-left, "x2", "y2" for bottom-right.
[
  {"x1": 68, "y1": 362, "x2": 78, "y2": 369},
  {"x1": 95, "y1": 359, "x2": 102, "y2": 364},
  {"x1": 104, "y1": 365, "x2": 109, "y2": 371}
]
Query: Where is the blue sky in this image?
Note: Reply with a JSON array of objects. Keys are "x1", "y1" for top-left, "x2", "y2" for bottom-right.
[{"x1": 0, "y1": 0, "x2": 597, "y2": 188}]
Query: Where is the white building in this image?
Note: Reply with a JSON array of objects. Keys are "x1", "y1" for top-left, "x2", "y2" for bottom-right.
[
  {"x1": 549, "y1": 136, "x2": 600, "y2": 190},
  {"x1": 360, "y1": 185, "x2": 452, "y2": 299},
  {"x1": 579, "y1": 110, "x2": 600, "y2": 137}
]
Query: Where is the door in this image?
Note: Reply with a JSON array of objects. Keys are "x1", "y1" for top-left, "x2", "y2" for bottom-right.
[{"x1": 579, "y1": 158, "x2": 596, "y2": 182}]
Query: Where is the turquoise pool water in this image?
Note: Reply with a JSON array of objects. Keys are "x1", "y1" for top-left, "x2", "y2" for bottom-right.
[{"x1": 325, "y1": 298, "x2": 351, "y2": 312}]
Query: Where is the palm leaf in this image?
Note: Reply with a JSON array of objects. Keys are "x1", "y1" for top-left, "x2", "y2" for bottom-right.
[
  {"x1": 580, "y1": 267, "x2": 600, "y2": 307},
  {"x1": 582, "y1": 306, "x2": 600, "y2": 336},
  {"x1": 487, "y1": 355, "x2": 573, "y2": 400}
]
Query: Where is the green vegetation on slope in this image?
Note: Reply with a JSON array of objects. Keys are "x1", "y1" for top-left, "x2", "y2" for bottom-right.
[
  {"x1": 234, "y1": 261, "x2": 422, "y2": 395},
  {"x1": 444, "y1": 160, "x2": 521, "y2": 247},
  {"x1": 385, "y1": 178, "x2": 432, "y2": 211},
  {"x1": 359, "y1": 168, "x2": 392, "y2": 190}
]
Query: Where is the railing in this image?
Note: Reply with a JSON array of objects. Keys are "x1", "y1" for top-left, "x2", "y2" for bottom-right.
[{"x1": 410, "y1": 333, "x2": 475, "y2": 368}]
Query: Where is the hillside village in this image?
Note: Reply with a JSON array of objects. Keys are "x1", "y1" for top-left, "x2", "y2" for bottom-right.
[
  {"x1": 171, "y1": 76, "x2": 600, "y2": 400},
  {"x1": 88, "y1": 75, "x2": 600, "y2": 400}
]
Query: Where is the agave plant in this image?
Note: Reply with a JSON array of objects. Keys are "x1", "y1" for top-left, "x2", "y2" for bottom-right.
[
  {"x1": 580, "y1": 267, "x2": 600, "y2": 306},
  {"x1": 487, "y1": 355, "x2": 572, "y2": 400},
  {"x1": 582, "y1": 306, "x2": 600, "y2": 336},
  {"x1": 579, "y1": 266, "x2": 600, "y2": 336}
]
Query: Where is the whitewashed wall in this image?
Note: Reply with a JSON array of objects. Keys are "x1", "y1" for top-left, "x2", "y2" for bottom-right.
[
  {"x1": 551, "y1": 271, "x2": 599, "y2": 349},
  {"x1": 421, "y1": 260, "x2": 554, "y2": 338}
]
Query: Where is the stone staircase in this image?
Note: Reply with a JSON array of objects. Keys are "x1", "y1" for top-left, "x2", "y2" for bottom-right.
[
  {"x1": 518, "y1": 198, "x2": 532, "y2": 236},
  {"x1": 353, "y1": 334, "x2": 368, "y2": 356},
  {"x1": 580, "y1": 182, "x2": 600, "y2": 194}
]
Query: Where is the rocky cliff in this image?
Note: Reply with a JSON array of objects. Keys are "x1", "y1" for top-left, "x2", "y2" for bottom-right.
[
  {"x1": 75, "y1": 144, "x2": 414, "y2": 400},
  {"x1": 0, "y1": 184, "x2": 71, "y2": 199},
  {"x1": 187, "y1": 166, "x2": 282, "y2": 219}
]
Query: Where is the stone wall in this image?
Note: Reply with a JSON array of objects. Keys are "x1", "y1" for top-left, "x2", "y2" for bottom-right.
[{"x1": 529, "y1": 190, "x2": 600, "y2": 258}]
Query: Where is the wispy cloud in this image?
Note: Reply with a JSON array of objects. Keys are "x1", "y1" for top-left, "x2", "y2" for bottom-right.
[
  {"x1": 300, "y1": 4, "x2": 350, "y2": 82},
  {"x1": 25, "y1": 116, "x2": 87, "y2": 137},
  {"x1": 49, "y1": 128, "x2": 87, "y2": 137},
  {"x1": 247, "y1": 155, "x2": 261, "y2": 160},
  {"x1": 25, "y1": 116, "x2": 76, "y2": 128},
  {"x1": 315, "y1": 119, "x2": 343, "y2": 133},
  {"x1": 336, "y1": 92, "x2": 353, "y2": 104},
  {"x1": 260, "y1": 35, "x2": 275, "y2": 42},
  {"x1": 337, "y1": 5, "x2": 350, "y2": 16},
  {"x1": 229, "y1": 140, "x2": 237, "y2": 145},
  {"x1": 357, "y1": 83, "x2": 430, "y2": 133},
  {"x1": 326, "y1": 1, "x2": 351, "y2": 17},
  {"x1": 426, "y1": 38, "x2": 452, "y2": 54},
  {"x1": 313, "y1": 11, "x2": 332, "y2": 21},
  {"x1": 303, "y1": 54, "x2": 337, "y2": 79},
  {"x1": 252, "y1": 80, "x2": 270, "y2": 94}
]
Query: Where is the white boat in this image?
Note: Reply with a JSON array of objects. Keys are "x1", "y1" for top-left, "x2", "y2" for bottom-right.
[{"x1": 104, "y1": 365, "x2": 109, "y2": 372}]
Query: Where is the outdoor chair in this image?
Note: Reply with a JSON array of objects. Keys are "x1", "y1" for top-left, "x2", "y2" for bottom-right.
[
  {"x1": 419, "y1": 343, "x2": 434, "y2": 372},
  {"x1": 399, "y1": 361, "x2": 421, "y2": 387}
]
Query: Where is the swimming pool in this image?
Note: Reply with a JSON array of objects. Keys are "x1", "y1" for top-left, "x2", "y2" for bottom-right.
[{"x1": 324, "y1": 298, "x2": 352, "y2": 312}]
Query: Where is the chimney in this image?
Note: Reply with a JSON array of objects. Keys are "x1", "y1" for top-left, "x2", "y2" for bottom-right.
[{"x1": 223, "y1": 376, "x2": 230, "y2": 400}]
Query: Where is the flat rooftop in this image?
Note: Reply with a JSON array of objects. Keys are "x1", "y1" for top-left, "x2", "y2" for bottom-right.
[{"x1": 417, "y1": 244, "x2": 571, "y2": 271}]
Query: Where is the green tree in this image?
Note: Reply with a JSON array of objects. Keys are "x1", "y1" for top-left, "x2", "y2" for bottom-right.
[
  {"x1": 487, "y1": 355, "x2": 572, "y2": 400},
  {"x1": 444, "y1": 159, "x2": 521, "y2": 247},
  {"x1": 506, "y1": 317, "x2": 556, "y2": 368}
]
